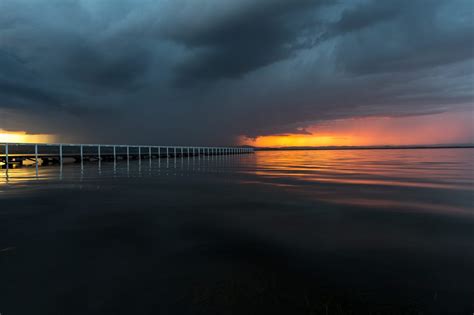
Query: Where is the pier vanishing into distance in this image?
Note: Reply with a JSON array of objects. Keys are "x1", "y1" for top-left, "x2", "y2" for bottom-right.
[{"x1": 0, "y1": 142, "x2": 254, "y2": 172}]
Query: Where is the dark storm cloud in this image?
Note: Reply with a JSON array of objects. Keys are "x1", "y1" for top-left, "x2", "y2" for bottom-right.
[
  {"x1": 332, "y1": 0, "x2": 474, "y2": 74},
  {"x1": 0, "y1": 0, "x2": 472, "y2": 144},
  {"x1": 63, "y1": 43, "x2": 150, "y2": 90},
  {"x1": 0, "y1": 50, "x2": 64, "y2": 110},
  {"x1": 164, "y1": 0, "x2": 327, "y2": 84}
]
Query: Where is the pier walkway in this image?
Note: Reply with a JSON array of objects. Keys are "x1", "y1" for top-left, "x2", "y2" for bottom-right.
[{"x1": 1, "y1": 142, "x2": 253, "y2": 170}]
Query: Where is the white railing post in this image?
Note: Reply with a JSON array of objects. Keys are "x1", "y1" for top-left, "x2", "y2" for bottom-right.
[
  {"x1": 59, "y1": 144, "x2": 63, "y2": 165},
  {"x1": 35, "y1": 144, "x2": 39, "y2": 175},
  {"x1": 80, "y1": 145, "x2": 83, "y2": 166},
  {"x1": 5, "y1": 143, "x2": 9, "y2": 172}
]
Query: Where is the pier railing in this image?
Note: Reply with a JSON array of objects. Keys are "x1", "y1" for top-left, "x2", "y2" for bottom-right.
[{"x1": 0, "y1": 142, "x2": 253, "y2": 170}]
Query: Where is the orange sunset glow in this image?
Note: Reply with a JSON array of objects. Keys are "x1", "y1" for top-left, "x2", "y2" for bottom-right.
[
  {"x1": 0, "y1": 129, "x2": 56, "y2": 143},
  {"x1": 240, "y1": 111, "x2": 474, "y2": 147}
]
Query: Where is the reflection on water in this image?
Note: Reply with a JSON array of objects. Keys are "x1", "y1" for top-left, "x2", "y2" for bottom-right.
[
  {"x1": 1, "y1": 149, "x2": 473, "y2": 314},
  {"x1": 253, "y1": 149, "x2": 473, "y2": 189},
  {"x1": 0, "y1": 154, "x2": 241, "y2": 187},
  {"x1": 1, "y1": 149, "x2": 473, "y2": 215},
  {"x1": 251, "y1": 149, "x2": 474, "y2": 217}
]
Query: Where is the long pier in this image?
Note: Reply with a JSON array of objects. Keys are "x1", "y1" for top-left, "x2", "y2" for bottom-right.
[{"x1": 0, "y1": 142, "x2": 253, "y2": 170}]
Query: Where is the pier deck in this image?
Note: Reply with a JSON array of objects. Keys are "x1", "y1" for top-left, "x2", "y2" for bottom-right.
[{"x1": 1, "y1": 143, "x2": 253, "y2": 169}]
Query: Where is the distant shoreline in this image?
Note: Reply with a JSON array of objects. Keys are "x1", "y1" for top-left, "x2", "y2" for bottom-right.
[{"x1": 254, "y1": 145, "x2": 474, "y2": 151}]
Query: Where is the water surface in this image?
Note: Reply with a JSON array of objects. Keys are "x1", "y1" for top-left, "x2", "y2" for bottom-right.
[{"x1": 1, "y1": 149, "x2": 473, "y2": 314}]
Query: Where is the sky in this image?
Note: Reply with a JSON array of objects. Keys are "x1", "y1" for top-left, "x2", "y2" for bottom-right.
[{"x1": 0, "y1": 0, "x2": 473, "y2": 146}]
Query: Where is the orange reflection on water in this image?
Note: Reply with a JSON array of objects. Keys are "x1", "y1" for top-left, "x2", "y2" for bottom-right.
[
  {"x1": 252, "y1": 149, "x2": 473, "y2": 188},
  {"x1": 0, "y1": 165, "x2": 40, "y2": 188},
  {"x1": 250, "y1": 149, "x2": 474, "y2": 215}
]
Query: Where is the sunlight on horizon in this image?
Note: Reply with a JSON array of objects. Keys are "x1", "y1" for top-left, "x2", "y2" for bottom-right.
[
  {"x1": 0, "y1": 129, "x2": 56, "y2": 143},
  {"x1": 240, "y1": 111, "x2": 474, "y2": 147}
]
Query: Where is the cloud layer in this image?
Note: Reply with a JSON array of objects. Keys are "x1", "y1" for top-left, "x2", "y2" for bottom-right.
[{"x1": 0, "y1": 0, "x2": 472, "y2": 145}]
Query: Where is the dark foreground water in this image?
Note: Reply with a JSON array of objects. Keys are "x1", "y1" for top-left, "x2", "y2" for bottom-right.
[{"x1": 1, "y1": 149, "x2": 473, "y2": 315}]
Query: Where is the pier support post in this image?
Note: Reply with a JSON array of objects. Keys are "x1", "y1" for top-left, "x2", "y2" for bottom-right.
[
  {"x1": 98, "y1": 145, "x2": 101, "y2": 161},
  {"x1": 80, "y1": 145, "x2": 83, "y2": 165},
  {"x1": 35, "y1": 144, "x2": 38, "y2": 175},
  {"x1": 5, "y1": 143, "x2": 9, "y2": 172},
  {"x1": 59, "y1": 144, "x2": 63, "y2": 165},
  {"x1": 113, "y1": 146, "x2": 116, "y2": 163}
]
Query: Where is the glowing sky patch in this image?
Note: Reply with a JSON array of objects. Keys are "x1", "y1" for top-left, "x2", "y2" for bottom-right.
[
  {"x1": 0, "y1": 129, "x2": 56, "y2": 143},
  {"x1": 240, "y1": 111, "x2": 474, "y2": 147}
]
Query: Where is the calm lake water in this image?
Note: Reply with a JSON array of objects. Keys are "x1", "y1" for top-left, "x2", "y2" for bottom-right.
[{"x1": 1, "y1": 149, "x2": 473, "y2": 314}]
